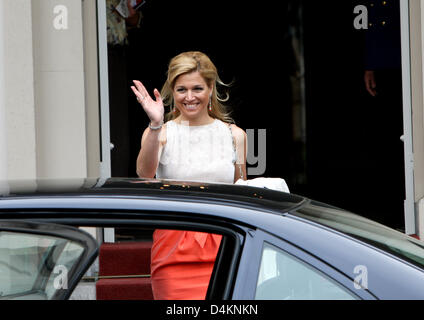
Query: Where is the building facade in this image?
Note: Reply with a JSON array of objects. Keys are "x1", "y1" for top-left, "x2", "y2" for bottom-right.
[{"x1": 0, "y1": 0, "x2": 423, "y2": 237}]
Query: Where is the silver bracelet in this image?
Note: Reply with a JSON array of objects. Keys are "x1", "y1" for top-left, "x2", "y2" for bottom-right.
[{"x1": 149, "y1": 121, "x2": 163, "y2": 130}]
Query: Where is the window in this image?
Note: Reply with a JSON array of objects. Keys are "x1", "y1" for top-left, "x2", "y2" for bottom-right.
[
  {"x1": 0, "y1": 231, "x2": 85, "y2": 300},
  {"x1": 295, "y1": 202, "x2": 424, "y2": 269},
  {"x1": 255, "y1": 243, "x2": 357, "y2": 300},
  {"x1": 69, "y1": 224, "x2": 240, "y2": 300}
]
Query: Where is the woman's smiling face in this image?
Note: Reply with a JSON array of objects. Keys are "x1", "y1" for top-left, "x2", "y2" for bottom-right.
[{"x1": 173, "y1": 71, "x2": 213, "y2": 123}]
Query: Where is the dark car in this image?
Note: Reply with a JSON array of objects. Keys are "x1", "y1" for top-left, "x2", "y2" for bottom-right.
[{"x1": 0, "y1": 178, "x2": 424, "y2": 300}]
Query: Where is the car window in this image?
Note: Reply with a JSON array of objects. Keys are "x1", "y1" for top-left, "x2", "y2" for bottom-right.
[
  {"x1": 293, "y1": 202, "x2": 424, "y2": 269},
  {"x1": 255, "y1": 242, "x2": 357, "y2": 300},
  {"x1": 0, "y1": 231, "x2": 85, "y2": 300},
  {"x1": 69, "y1": 225, "x2": 240, "y2": 300}
]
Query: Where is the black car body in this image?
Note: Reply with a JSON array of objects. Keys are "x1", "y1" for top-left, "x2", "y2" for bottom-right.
[{"x1": 0, "y1": 178, "x2": 423, "y2": 300}]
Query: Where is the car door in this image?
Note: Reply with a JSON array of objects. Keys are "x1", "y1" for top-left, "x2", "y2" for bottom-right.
[{"x1": 0, "y1": 220, "x2": 98, "y2": 300}]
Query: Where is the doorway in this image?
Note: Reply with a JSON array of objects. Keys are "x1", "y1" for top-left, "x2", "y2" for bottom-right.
[
  {"x1": 105, "y1": 0, "x2": 406, "y2": 231},
  {"x1": 302, "y1": 0, "x2": 405, "y2": 230}
]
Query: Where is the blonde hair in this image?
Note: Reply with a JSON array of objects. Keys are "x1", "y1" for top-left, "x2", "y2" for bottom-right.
[{"x1": 161, "y1": 51, "x2": 234, "y2": 123}]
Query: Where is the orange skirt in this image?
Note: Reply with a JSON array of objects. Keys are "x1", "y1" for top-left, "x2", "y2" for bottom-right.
[{"x1": 150, "y1": 230, "x2": 222, "y2": 300}]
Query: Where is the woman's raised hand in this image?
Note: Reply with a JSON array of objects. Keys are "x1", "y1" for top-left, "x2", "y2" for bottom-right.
[{"x1": 131, "y1": 80, "x2": 164, "y2": 125}]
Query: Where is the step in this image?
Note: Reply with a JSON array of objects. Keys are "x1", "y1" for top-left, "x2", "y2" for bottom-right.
[
  {"x1": 96, "y1": 278, "x2": 153, "y2": 300},
  {"x1": 96, "y1": 241, "x2": 153, "y2": 300},
  {"x1": 99, "y1": 241, "x2": 152, "y2": 276}
]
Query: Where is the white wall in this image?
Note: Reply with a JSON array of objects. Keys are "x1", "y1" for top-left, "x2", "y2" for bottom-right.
[
  {"x1": 0, "y1": 0, "x2": 101, "y2": 183},
  {"x1": 0, "y1": 0, "x2": 7, "y2": 183},
  {"x1": 82, "y1": 0, "x2": 101, "y2": 179},
  {"x1": 409, "y1": 0, "x2": 424, "y2": 238},
  {"x1": 1, "y1": 0, "x2": 89, "y2": 181},
  {"x1": 32, "y1": 0, "x2": 88, "y2": 179},
  {"x1": 2, "y1": 0, "x2": 37, "y2": 180}
]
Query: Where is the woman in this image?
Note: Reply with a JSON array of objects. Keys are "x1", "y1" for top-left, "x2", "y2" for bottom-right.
[{"x1": 131, "y1": 51, "x2": 247, "y2": 300}]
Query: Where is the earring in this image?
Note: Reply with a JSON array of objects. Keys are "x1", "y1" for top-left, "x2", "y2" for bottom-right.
[
  {"x1": 172, "y1": 103, "x2": 176, "y2": 113},
  {"x1": 208, "y1": 98, "x2": 212, "y2": 111}
]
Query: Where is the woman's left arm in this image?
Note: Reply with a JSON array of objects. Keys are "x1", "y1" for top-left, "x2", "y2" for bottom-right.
[{"x1": 232, "y1": 125, "x2": 248, "y2": 182}]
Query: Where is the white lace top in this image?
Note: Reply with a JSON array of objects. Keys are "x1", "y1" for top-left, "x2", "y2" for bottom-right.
[{"x1": 156, "y1": 119, "x2": 236, "y2": 184}]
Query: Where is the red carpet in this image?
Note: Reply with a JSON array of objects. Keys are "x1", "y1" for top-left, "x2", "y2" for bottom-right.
[{"x1": 96, "y1": 241, "x2": 153, "y2": 300}]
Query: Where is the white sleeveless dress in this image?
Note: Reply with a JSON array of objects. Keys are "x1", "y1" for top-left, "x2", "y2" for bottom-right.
[
  {"x1": 151, "y1": 119, "x2": 236, "y2": 300},
  {"x1": 156, "y1": 118, "x2": 236, "y2": 183}
]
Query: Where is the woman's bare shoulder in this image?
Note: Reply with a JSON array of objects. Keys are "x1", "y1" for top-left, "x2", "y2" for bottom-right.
[{"x1": 229, "y1": 123, "x2": 247, "y2": 140}]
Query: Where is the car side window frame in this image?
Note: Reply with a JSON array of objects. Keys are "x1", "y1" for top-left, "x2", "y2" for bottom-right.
[
  {"x1": 0, "y1": 220, "x2": 98, "y2": 300},
  {"x1": 246, "y1": 229, "x2": 376, "y2": 300},
  {"x1": 26, "y1": 214, "x2": 248, "y2": 300},
  {"x1": 230, "y1": 227, "x2": 264, "y2": 299}
]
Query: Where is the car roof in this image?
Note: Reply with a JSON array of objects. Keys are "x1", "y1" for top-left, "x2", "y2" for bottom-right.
[{"x1": 0, "y1": 177, "x2": 307, "y2": 214}]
